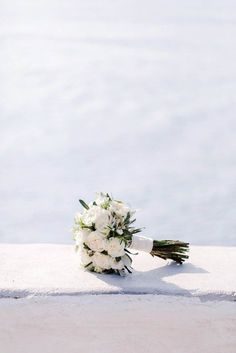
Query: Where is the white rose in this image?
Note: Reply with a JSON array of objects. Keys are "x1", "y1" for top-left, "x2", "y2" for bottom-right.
[
  {"x1": 82, "y1": 206, "x2": 110, "y2": 232},
  {"x1": 96, "y1": 219, "x2": 109, "y2": 233},
  {"x1": 74, "y1": 229, "x2": 91, "y2": 246},
  {"x1": 92, "y1": 252, "x2": 111, "y2": 270},
  {"x1": 94, "y1": 209, "x2": 110, "y2": 232},
  {"x1": 109, "y1": 201, "x2": 131, "y2": 218},
  {"x1": 86, "y1": 231, "x2": 107, "y2": 252},
  {"x1": 107, "y1": 237, "x2": 125, "y2": 257},
  {"x1": 82, "y1": 206, "x2": 97, "y2": 227},
  {"x1": 110, "y1": 257, "x2": 124, "y2": 270}
]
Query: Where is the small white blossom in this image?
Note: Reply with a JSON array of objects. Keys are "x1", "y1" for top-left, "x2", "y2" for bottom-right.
[
  {"x1": 74, "y1": 212, "x2": 83, "y2": 224},
  {"x1": 95, "y1": 192, "x2": 110, "y2": 206},
  {"x1": 116, "y1": 229, "x2": 123, "y2": 235}
]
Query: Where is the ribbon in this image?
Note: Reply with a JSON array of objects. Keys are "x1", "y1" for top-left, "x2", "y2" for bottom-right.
[{"x1": 129, "y1": 234, "x2": 153, "y2": 253}]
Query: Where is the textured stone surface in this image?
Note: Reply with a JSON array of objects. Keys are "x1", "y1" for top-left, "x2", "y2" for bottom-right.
[
  {"x1": 1, "y1": 244, "x2": 235, "y2": 300},
  {"x1": 0, "y1": 295, "x2": 236, "y2": 353}
]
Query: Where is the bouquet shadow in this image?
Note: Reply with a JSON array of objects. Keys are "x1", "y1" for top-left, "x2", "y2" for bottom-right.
[{"x1": 94, "y1": 262, "x2": 208, "y2": 298}]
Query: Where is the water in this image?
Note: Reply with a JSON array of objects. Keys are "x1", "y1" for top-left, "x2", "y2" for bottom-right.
[{"x1": 1, "y1": 0, "x2": 236, "y2": 245}]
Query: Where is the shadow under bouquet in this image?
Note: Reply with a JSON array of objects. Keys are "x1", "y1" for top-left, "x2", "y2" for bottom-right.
[{"x1": 72, "y1": 192, "x2": 189, "y2": 275}]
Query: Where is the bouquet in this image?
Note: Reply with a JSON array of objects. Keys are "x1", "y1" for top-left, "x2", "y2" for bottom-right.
[{"x1": 72, "y1": 192, "x2": 189, "y2": 275}]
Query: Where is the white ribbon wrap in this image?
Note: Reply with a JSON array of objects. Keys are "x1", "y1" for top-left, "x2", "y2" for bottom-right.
[{"x1": 129, "y1": 235, "x2": 153, "y2": 253}]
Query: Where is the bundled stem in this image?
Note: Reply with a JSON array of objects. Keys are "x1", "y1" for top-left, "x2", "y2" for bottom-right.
[{"x1": 151, "y1": 240, "x2": 189, "y2": 264}]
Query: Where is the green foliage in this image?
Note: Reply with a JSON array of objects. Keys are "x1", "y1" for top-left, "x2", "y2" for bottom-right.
[{"x1": 79, "y1": 199, "x2": 89, "y2": 210}]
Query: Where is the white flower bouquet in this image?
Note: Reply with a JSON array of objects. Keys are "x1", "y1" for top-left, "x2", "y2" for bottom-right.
[{"x1": 72, "y1": 192, "x2": 189, "y2": 275}]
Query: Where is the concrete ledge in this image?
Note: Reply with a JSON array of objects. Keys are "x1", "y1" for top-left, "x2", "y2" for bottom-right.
[
  {"x1": 1, "y1": 244, "x2": 235, "y2": 301},
  {"x1": 1, "y1": 295, "x2": 236, "y2": 353},
  {"x1": 1, "y1": 244, "x2": 236, "y2": 353}
]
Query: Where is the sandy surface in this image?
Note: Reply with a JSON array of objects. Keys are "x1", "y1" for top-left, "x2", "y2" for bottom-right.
[
  {"x1": 1, "y1": 244, "x2": 235, "y2": 300},
  {"x1": 0, "y1": 295, "x2": 235, "y2": 353},
  {"x1": 1, "y1": 0, "x2": 236, "y2": 245}
]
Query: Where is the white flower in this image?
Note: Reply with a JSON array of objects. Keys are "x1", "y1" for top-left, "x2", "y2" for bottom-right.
[
  {"x1": 95, "y1": 192, "x2": 110, "y2": 206},
  {"x1": 94, "y1": 209, "x2": 110, "y2": 232},
  {"x1": 82, "y1": 205, "x2": 111, "y2": 232},
  {"x1": 92, "y1": 252, "x2": 111, "y2": 270},
  {"x1": 87, "y1": 231, "x2": 107, "y2": 252},
  {"x1": 74, "y1": 212, "x2": 83, "y2": 224},
  {"x1": 74, "y1": 229, "x2": 91, "y2": 246},
  {"x1": 81, "y1": 206, "x2": 96, "y2": 227},
  {"x1": 107, "y1": 237, "x2": 125, "y2": 257},
  {"x1": 109, "y1": 200, "x2": 132, "y2": 219},
  {"x1": 72, "y1": 213, "x2": 84, "y2": 235},
  {"x1": 110, "y1": 257, "x2": 124, "y2": 270},
  {"x1": 116, "y1": 229, "x2": 123, "y2": 235}
]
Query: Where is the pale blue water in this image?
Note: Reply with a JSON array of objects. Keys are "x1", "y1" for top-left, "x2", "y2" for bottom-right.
[{"x1": 1, "y1": 0, "x2": 236, "y2": 245}]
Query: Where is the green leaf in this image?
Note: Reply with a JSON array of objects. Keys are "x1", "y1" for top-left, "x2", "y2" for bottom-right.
[
  {"x1": 79, "y1": 199, "x2": 89, "y2": 210},
  {"x1": 124, "y1": 265, "x2": 132, "y2": 273},
  {"x1": 124, "y1": 253, "x2": 133, "y2": 263},
  {"x1": 131, "y1": 228, "x2": 142, "y2": 234},
  {"x1": 124, "y1": 212, "x2": 131, "y2": 225},
  {"x1": 125, "y1": 248, "x2": 138, "y2": 255},
  {"x1": 83, "y1": 242, "x2": 91, "y2": 251},
  {"x1": 106, "y1": 193, "x2": 112, "y2": 201}
]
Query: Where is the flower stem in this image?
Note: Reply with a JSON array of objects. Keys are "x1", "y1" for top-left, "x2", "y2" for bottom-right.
[{"x1": 151, "y1": 240, "x2": 189, "y2": 264}]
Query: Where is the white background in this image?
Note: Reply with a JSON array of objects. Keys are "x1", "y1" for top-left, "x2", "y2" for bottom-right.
[{"x1": 1, "y1": 0, "x2": 236, "y2": 244}]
